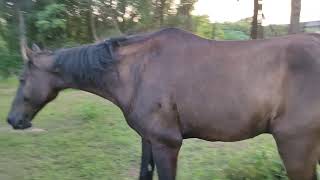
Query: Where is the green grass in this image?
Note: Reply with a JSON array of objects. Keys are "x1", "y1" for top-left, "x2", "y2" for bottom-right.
[{"x1": 0, "y1": 77, "x2": 290, "y2": 180}]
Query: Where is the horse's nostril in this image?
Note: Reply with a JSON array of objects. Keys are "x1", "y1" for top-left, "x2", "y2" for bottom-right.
[
  {"x1": 7, "y1": 116, "x2": 32, "y2": 129},
  {"x1": 7, "y1": 118, "x2": 12, "y2": 125},
  {"x1": 17, "y1": 120, "x2": 23, "y2": 125}
]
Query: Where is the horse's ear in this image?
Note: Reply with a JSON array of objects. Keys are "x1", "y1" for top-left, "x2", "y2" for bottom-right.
[
  {"x1": 24, "y1": 46, "x2": 34, "y2": 64},
  {"x1": 32, "y1": 43, "x2": 41, "y2": 53},
  {"x1": 24, "y1": 43, "x2": 41, "y2": 64}
]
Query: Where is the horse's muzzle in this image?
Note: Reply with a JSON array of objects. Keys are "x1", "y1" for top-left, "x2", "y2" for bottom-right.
[{"x1": 7, "y1": 117, "x2": 32, "y2": 130}]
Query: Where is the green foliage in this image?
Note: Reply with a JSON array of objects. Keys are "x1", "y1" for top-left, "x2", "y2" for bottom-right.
[
  {"x1": 223, "y1": 30, "x2": 249, "y2": 40},
  {"x1": 191, "y1": 16, "x2": 251, "y2": 40},
  {"x1": 215, "y1": 19, "x2": 251, "y2": 40},
  {"x1": 135, "y1": 0, "x2": 153, "y2": 29},
  {"x1": 0, "y1": 18, "x2": 8, "y2": 53},
  {"x1": 0, "y1": 53, "x2": 22, "y2": 77},
  {"x1": 213, "y1": 27, "x2": 225, "y2": 40},
  {"x1": 219, "y1": 19, "x2": 251, "y2": 37},
  {"x1": 35, "y1": 4, "x2": 67, "y2": 46},
  {"x1": 0, "y1": 17, "x2": 21, "y2": 77},
  {"x1": 192, "y1": 15, "x2": 214, "y2": 39},
  {"x1": 264, "y1": 25, "x2": 289, "y2": 38},
  {"x1": 0, "y1": 35, "x2": 8, "y2": 53}
]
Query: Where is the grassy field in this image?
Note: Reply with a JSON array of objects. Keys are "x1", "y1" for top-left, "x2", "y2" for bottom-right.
[{"x1": 0, "y1": 77, "x2": 291, "y2": 180}]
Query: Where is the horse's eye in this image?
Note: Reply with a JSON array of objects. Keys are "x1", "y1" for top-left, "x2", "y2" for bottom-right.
[{"x1": 23, "y1": 96, "x2": 30, "y2": 102}]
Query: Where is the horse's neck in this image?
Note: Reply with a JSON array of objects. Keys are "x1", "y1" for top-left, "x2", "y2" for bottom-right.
[{"x1": 65, "y1": 62, "x2": 136, "y2": 113}]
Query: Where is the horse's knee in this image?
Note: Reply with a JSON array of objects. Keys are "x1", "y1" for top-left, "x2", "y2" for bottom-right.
[{"x1": 151, "y1": 141, "x2": 182, "y2": 180}]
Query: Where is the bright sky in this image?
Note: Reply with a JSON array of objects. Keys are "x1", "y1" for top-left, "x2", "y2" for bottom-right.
[{"x1": 193, "y1": 0, "x2": 320, "y2": 25}]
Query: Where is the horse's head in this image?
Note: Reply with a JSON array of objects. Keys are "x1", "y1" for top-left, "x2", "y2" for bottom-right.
[{"x1": 7, "y1": 44, "x2": 63, "y2": 129}]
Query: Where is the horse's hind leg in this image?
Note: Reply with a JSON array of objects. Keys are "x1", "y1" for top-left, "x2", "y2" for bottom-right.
[
  {"x1": 139, "y1": 139, "x2": 155, "y2": 180},
  {"x1": 274, "y1": 133, "x2": 319, "y2": 180}
]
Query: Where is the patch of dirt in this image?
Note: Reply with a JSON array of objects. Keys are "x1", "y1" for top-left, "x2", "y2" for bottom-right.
[
  {"x1": 127, "y1": 166, "x2": 139, "y2": 178},
  {"x1": 0, "y1": 127, "x2": 47, "y2": 133},
  {"x1": 0, "y1": 88, "x2": 16, "y2": 95},
  {"x1": 28, "y1": 127, "x2": 47, "y2": 132},
  {"x1": 0, "y1": 126, "x2": 12, "y2": 132}
]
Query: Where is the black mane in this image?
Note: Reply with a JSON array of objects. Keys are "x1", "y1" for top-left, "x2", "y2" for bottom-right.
[
  {"x1": 53, "y1": 41, "x2": 116, "y2": 87},
  {"x1": 52, "y1": 28, "x2": 182, "y2": 87}
]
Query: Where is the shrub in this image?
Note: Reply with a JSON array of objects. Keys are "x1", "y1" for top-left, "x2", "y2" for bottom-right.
[{"x1": 0, "y1": 53, "x2": 22, "y2": 78}]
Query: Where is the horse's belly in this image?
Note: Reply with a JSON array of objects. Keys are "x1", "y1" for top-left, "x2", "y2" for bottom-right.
[
  {"x1": 181, "y1": 116, "x2": 269, "y2": 142},
  {"x1": 177, "y1": 98, "x2": 273, "y2": 142}
]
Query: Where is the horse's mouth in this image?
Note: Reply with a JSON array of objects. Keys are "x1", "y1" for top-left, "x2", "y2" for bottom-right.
[{"x1": 12, "y1": 120, "x2": 32, "y2": 130}]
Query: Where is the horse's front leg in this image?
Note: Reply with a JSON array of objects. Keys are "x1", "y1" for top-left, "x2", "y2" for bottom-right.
[
  {"x1": 274, "y1": 130, "x2": 319, "y2": 180},
  {"x1": 128, "y1": 99, "x2": 182, "y2": 180},
  {"x1": 151, "y1": 140, "x2": 182, "y2": 180},
  {"x1": 139, "y1": 139, "x2": 155, "y2": 180}
]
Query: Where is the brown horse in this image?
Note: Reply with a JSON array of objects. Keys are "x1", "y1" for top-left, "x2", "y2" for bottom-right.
[{"x1": 7, "y1": 28, "x2": 320, "y2": 180}]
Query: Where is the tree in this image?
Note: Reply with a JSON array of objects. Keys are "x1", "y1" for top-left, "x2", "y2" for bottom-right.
[
  {"x1": 251, "y1": 0, "x2": 263, "y2": 39},
  {"x1": 8, "y1": 0, "x2": 34, "y2": 61},
  {"x1": 0, "y1": 0, "x2": 31, "y2": 76},
  {"x1": 177, "y1": 0, "x2": 197, "y2": 30},
  {"x1": 18, "y1": 9, "x2": 27, "y2": 61},
  {"x1": 0, "y1": 0, "x2": 200, "y2": 52},
  {"x1": 153, "y1": 0, "x2": 174, "y2": 26},
  {"x1": 192, "y1": 15, "x2": 213, "y2": 38},
  {"x1": 35, "y1": 4, "x2": 67, "y2": 46},
  {"x1": 136, "y1": 0, "x2": 153, "y2": 29},
  {"x1": 289, "y1": 0, "x2": 301, "y2": 34},
  {"x1": 88, "y1": 0, "x2": 99, "y2": 41}
]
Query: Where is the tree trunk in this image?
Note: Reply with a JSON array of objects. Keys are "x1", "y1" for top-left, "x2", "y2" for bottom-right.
[
  {"x1": 251, "y1": 0, "x2": 264, "y2": 39},
  {"x1": 18, "y1": 9, "x2": 27, "y2": 62},
  {"x1": 251, "y1": 0, "x2": 258, "y2": 39},
  {"x1": 153, "y1": 0, "x2": 166, "y2": 27},
  {"x1": 90, "y1": 12, "x2": 99, "y2": 41},
  {"x1": 108, "y1": 0, "x2": 122, "y2": 34},
  {"x1": 289, "y1": 0, "x2": 301, "y2": 34},
  {"x1": 88, "y1": 0, "x2": 99, "y2": 42},
  {"x1": 159, "y1": 0, "x2": 166, "y2": 26},
  {"x1": 178, "y1": 0, "x2": 195, "y2": 31}
]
